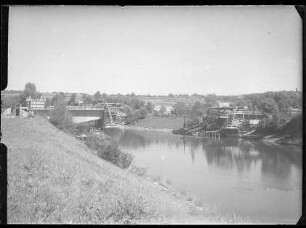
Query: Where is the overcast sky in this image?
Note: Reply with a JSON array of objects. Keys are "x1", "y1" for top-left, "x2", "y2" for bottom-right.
[{"x1": 7, "y1": 6, "x2": 302, "y2": 96}]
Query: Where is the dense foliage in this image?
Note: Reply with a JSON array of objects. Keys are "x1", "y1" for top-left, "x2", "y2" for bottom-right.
[
  {"x1": 1, "y1": 82, "x2": 42, "y2": 108},
  {"x1": 2, "y1": 83, "x2": 301, "y2": 131},
  {"x1": 49, "y1": 93, "x2": 75, "y2": 131},
  {"x1": 85, "y1": 134, "x2": 133, "y2": 169}
]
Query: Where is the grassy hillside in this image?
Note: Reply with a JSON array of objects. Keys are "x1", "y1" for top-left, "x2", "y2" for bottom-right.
[
  {"x1": 2, "y1": 116, "x2": 246, "y2": 224},
  {"x1": 261, "y1": 114, "x2": 303, "y2": 146},
  {"x1": 271, "y1": 114, "x2": 302, "y2": 145},
  {"x1": 277, "y1": 114, "x2": 303, "y2": 138}
]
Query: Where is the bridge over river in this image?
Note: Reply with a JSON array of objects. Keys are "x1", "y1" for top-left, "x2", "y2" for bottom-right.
[
  {"x1": 35, "y1": 103, "x2": 126, "y2": 126},
  {"x1": 35, "y1": 107, "x2": 105, "y2": 124}
]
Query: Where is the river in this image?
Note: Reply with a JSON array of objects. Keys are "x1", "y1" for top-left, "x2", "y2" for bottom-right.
[{"x1": 104, "y1": 128, "x2": 302, "y2": 224}]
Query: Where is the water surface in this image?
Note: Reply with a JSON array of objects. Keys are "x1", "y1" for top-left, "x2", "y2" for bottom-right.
[{"x1": 104, "y1": 128, "x2": 302, "y2": 224}]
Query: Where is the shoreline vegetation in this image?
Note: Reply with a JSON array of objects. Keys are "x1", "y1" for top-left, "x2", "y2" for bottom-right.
[
  {"x1": 2, "y1": 116, "x2": 250, "y2": 224},
  {"x1": 126, "y1": 116, "x2": 302, "y2": 147}
]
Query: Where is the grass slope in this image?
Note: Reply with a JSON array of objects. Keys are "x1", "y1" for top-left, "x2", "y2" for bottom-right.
[
  {"x1": 262, "y1": 115, "x2": 303, "y2": 146},
  {"x1": 2, "y1": 116, "x2": 245, "y2": 224}
]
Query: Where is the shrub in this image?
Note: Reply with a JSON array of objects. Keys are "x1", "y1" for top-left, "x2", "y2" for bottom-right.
[
  {"x1": 110, "y1": 194, "x2": 150, "y2": 223},
  {"x1": 85, "y1": 135, "x2": 133, "y2": 169},
  {"x1": 49, "y1": 94, "x2": 75, "y2": 131}
]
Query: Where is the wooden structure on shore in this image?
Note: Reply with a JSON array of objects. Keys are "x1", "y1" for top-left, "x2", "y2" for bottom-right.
[
  {"x1": 173, "y1": 105, "x2": 267, "y2": 139},
  {"x1": 199, "y1": 130, "x2": 221, "y2": 139}
]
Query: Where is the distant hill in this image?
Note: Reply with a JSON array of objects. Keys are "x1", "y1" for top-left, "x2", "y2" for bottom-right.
[
  {"x1": 137, "y1": 95, "x2": 205, "y2": 107},
  {"x1": 1, "y1": 90, "x2": 24, "y2": 97}
]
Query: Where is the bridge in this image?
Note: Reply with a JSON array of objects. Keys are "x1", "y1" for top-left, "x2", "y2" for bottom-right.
[
  {"x1": 67, "y1": 107, "x2": 105, "y2": 124},
  {"x1": 35, "y1": 103, "x2": 126, "y2": 126}
]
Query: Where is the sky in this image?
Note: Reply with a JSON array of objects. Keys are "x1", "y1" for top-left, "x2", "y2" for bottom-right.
[{"x1": 7, "y1": 6, "x2": 302, "y2": 96}]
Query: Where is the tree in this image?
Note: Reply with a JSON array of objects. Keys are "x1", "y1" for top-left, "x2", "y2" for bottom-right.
[
  {"x1": 49, "y1": 94, "x2": 73, "y2": 130},
  {"x1": 123, "y1": 105, "x2": 134, "y2": 124},
  {"x1": 204, "y1": 94, "x2": 218, "y2": 106},
  {"x1": 168, "y1": 93, "x2": 174, "y2": 98},
  {"x1": 82, "y1": 94, "x2": 93, "y2": 104},
  {"x1": 1, "y1": 95, "x2": 22, "y2": 109},
  {"x1": 130, "y1": 97, "x2": 144, "y2": 110},
  {"x1": 139, "y1": 107, "x2": 148, "y2": 119},
  {"x1": 67, "y1": 93, "x2": 76, "y2": 106},
  {"x1": 160, "y1": 105, "x2": 166, "y2": 115},
  {"x1": 259, "y1": 97, "x2": 280, "y2": 127},
  {"x1": 253, "y1": 105, "x2": 259, "y2": 112},
  {"x1": 94, "y1": 91, "x2": 101, "y2": 100},
  {"x1": 51, "y1": 92, "x2": 65, "y2": 106},
  {"x1": 45, "y1": 98, "x2": 51, "y2": 108},
  {"x1": 146, "y1": 101, "x2": 154, "y2": 114},
  {"x1": 173, "y1": 102, "x2": 191, "y2": 116},
  {"x1": 235, "y1": 97, "x2": 251, "y2": 107},
  {"x1": 24, "y1": 82, "x2": 37, "y2": 99},
  {"x1": 192, "y1": 101, "x2": 208, "y2": 117}
]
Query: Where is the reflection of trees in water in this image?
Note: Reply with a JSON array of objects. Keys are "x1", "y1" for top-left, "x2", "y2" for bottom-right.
[
  {"x1": 261, "y1": 151, "x2": 292, "y2": 180},
  {"x1": 105, "y1": 129, "x2": 302, "y2": 182},
  {"x1": 107, "y1": 129, "x2": 205, "y2": 164},
  {"x1": 249, "y1": 143, "x2": 303, "y2": 189},
  {"x1": 202, "y1": 138, "x2": 302, "y2": 181},
  {"x1": 109, "y1": 129, "x2": 184, "y2": 150}
]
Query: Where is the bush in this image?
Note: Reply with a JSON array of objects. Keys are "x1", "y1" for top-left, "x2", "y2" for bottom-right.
[
  {"x1": 138, "y1": 108, "x2": 148, "y2": 119},
  {"x1": 50, "y1": 110, "x2": 74, "y2": 130},
  {"x1": 49, "y1": 93, "x2": 75, "y2": 131},
  {"x1": 85, "y1": 135, "x2": 133, "y2": 169},
  {"x1": 110, "y1": 194, "x2": 150, "y2": 223}
]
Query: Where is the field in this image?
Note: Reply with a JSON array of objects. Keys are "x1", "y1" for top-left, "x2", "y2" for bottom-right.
[
  {"x1": 2, "y1": 116, "x2": 248, "y2": 224},
  {"x1": 137, "y1": 95, "x2": 205, "y2": 107},
  {"x1": 133, "y1": 116, "x2": 187, "y2": 130}
]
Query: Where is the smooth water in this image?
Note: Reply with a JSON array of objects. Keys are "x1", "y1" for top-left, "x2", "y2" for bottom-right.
[{"x1": 104, "y1": 128, "x2": 302, "y2": 224}]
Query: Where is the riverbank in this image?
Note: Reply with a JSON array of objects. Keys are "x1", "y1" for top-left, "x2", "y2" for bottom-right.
[
  {"x1": 259, "y1": 115, "x2": 302, "y2": 147},
  {"x1": 122, "y1": 124, "x2": 173, "y2": 133},
  {"x1": 261, "y1": 134, "x2": 302, "y2": 146},
  {"x1": 131, "y1": 116, "x2": 302, "y2": 147},
  {"x1": 2, "y1": 116, "x2": 249, "y2": 224}
]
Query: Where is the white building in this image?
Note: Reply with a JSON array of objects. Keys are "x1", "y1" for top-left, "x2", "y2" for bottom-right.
[
  {"x1": 26, "y1": 96, "x2": 46, "y2": 110},
  {"x1": 154, "y1": 105, "x2": 174, "y2": 115},
  {"x1": 218, "y1": 101, "x2": 231, "y2": 108},
  {"x1": 290, "y1": 107, "x2": 302, "y2": 118}
]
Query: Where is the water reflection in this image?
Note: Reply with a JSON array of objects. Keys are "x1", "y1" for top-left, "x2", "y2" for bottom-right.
[
  {"x1": 104, "y1": 128, "x2": 302, "y2": 223},
  {"x1": 104, "y1": 128, "x2": 184, "y2": 149},
  {"x1": 105, "y1": 128, "x2": 302, "y2": 186}
]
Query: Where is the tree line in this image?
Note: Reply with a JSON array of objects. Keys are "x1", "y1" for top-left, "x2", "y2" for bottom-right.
[
  {"x1": 2, "y1": 83, "x2": 302, "y2": 130},
  {"x1": 171, "y1": 91, "x2": 302, "y2": 130}
]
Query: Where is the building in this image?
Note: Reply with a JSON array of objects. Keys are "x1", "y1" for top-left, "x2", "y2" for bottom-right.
[
  {"x1": 165, "y1": 106, "x2": 174, "y2": 115},
  {"x1": 217, "y1": 101, "x2": 231, "y2": 108},
  {"x1": 290, "y1": 107, "x2": 302, "y2": 118},
  {"x1": 154, "y1": 105, "x2": 174, "y2": 116},
  {"x1": 26, "y1": 96, "x2": 46, "y2": 110},
  {"x1": 153, "y1": 105, "x2": 161, "y2": 112}
]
